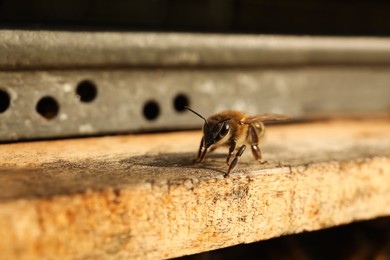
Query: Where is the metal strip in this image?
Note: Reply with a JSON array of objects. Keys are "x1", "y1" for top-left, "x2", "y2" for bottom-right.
[
  {"x1": 2, "y1": 31, "x2": 390, "y2": 70},
  {"x1": 1, "y1": 67, "x2": 389, "y2": 141}
]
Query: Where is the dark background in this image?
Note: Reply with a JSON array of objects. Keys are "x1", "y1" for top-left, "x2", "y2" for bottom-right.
[{"x1": 1, "y1": 0, "x2": 390, "y2": 35}]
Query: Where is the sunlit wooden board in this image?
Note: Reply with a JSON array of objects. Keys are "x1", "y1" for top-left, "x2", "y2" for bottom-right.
[{"x1": 0, "y1": 118, "x2": 390, "y2": 259}]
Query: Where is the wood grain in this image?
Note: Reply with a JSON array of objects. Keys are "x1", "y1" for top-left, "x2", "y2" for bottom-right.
[{"x1": 0, "y1": 118, "x2": 390, "y2": 259}]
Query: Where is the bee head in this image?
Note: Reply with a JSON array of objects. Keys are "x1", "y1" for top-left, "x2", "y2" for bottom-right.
[{"x1": 185, "y1": 107, "x2": 230, "y2": 148}]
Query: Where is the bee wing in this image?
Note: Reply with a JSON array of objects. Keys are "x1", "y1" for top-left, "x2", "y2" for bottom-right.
[{"x1": 240, "y1": 114, "x2": 291, "y2": 124}]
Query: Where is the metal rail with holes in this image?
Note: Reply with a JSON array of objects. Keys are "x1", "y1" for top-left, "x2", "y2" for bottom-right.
[{"x1": 1, "y1": 31, "x2": 390, "y2": 141}]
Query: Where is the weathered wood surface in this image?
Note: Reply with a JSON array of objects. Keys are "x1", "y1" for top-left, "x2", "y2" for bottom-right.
[{"x1": 0, "y1": 118, "x2": 390, "y2": 259}]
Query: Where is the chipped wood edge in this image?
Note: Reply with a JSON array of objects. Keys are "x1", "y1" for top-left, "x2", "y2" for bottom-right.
[{"x1": 0, "y1": 156, "x2": 389, "y2": 259}]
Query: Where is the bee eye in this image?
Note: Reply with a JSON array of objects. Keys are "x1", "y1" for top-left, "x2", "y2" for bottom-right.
[{"x1": 219, "y1": 122, "x2": 230, "y2": 137}]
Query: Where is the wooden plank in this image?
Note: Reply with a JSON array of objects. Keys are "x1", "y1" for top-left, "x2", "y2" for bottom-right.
[{"x1": 0, "y1": 118, "x2": 390, "y2": 259}]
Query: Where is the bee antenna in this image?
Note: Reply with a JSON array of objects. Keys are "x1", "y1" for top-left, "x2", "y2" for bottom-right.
[{"x1": 185, "y1": 106, "x2": 209, "y2": 127}]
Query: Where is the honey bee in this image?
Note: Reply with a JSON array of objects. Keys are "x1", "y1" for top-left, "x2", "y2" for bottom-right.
[{"x1": 186, "y1": 107, "x2": 290, "y2": 174}]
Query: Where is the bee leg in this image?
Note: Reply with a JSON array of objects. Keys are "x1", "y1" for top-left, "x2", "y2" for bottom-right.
[
  {"x1": 249, "y1": 125, "x2": 267, "y2": 164},
  {"x1": 227, "y1": 145, "x2": 246, "y2": 174},
  {"x1": 208, "y1": 146, "x2": 217, "y2": 153},
  {"x1": 251, "y1": 145, "x2": 267, "y2": 164},
  {"x1": 251, "y1": 144, "x2": 261, "y2": 160},
  {"x1": 226, "y1": 140, "x2": 237, "y2": 165},
  {"x1": 196, "y1": 137, "x2": 207, "y2": 163}
]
